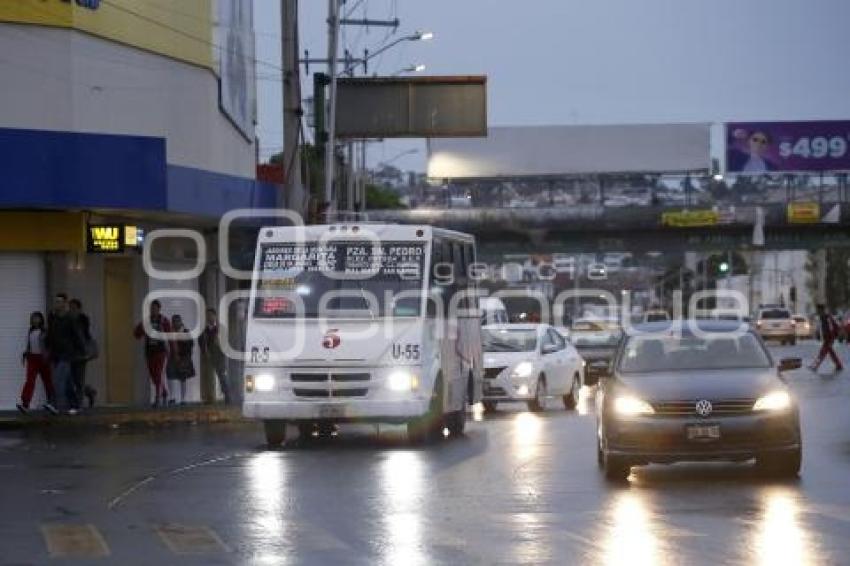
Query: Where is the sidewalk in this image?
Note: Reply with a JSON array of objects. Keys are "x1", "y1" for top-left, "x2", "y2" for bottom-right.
[{"x1": 0, "y1": 404, "x2": 246, "y2": 431}]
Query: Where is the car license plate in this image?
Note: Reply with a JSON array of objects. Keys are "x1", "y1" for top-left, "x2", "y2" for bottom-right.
[
  {"x1": 687, "y1": 424, "x2": 720, "y2": 441},
  {"x1": 318, "y1": 404, "x2": 345, "y2": 418}
]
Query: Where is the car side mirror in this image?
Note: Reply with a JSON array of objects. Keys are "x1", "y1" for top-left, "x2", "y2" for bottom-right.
[
  {"x1": 779, "y1": 357, "x2": 802, "y2": 372},
  {"x1": 542, "y1": 344, "x2": 559, "y2": 355}
]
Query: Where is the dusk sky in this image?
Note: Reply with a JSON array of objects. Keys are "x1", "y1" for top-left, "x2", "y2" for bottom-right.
[{"x1": 254, "y1": 0, "x2": 850, "y2": 173}]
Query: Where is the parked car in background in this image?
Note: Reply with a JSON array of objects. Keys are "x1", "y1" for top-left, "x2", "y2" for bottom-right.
[
  {"x1": 481, "y1": 324, "x2": 584, "y2": 412},
  {"x1": 480, "y1": 297, "x2": 510, "y2": 326},
  {"x1": 755, "y1": 307, "x2": 796, "y2": 345},
  {"x1": 566, "y1": 318, "x2": 622, "y2": 386},
  {"x1": 792, "y1": 314, "x2": 813, "y2": 339}
]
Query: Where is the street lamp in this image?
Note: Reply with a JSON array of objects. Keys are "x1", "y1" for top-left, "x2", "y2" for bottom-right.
[
  {"x1": 344, "y1": 31, "x2": 435, "y2": 75},
  {"x1": 392, "y1": 64, "x2": 426, "y2": 76}
]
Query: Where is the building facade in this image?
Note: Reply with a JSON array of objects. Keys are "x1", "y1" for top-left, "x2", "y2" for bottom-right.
[{"x1": 0, "y1": 1, "x2": 274, "y2": 409}]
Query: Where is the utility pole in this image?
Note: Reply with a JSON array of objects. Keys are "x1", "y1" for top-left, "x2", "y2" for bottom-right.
[
  {"x1": 281, "y1": 0, "x2": 303, "y2": 214},
  {"x1": 323, "y1": 0, "x2": 341, "y2": 214}
]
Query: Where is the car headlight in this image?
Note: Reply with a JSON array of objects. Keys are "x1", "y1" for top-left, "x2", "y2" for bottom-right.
[
  {"x1": 255, "y1": 373, "x2": 276, "y2": 392},
  {"x1": 753, "y1": 390, "x2": 791, "y2": 412},
  {"x1": 613, "y1": 396, "x2": 655, "y2": 416},
  {"x1": 387, "y1": 370, "x2": 419, "y2": 392},
  {"x1": 511, "y1": 361, "x2": 534, "y2": 378}
]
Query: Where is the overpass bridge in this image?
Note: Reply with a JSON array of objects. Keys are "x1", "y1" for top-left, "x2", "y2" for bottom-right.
[{"x1": 368, "y1": 203, "x2": 850, "y2": 256}]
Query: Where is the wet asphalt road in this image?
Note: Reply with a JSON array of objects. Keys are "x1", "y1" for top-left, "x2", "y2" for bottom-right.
[{"x1": 1, "y1": 342, "x2": 850, "y2": 565}]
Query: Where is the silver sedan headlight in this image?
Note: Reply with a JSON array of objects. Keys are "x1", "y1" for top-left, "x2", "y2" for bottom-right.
[{"x1": 511, "y1": 361, "x2": 534, "y2": 378}]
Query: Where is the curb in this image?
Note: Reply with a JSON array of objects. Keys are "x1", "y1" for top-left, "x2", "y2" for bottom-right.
[{"x1": 0, "y1": 406, "x2": 247, "y2": 431}]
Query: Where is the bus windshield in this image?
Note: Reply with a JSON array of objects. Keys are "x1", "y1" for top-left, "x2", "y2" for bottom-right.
[{"x1": 253, "y1": 241, "x2": 426, "y2": 318}]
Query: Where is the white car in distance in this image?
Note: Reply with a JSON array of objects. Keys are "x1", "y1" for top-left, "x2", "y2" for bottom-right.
[{"x1": 481, "y1": 324, "x2": 585, "y2": 413}]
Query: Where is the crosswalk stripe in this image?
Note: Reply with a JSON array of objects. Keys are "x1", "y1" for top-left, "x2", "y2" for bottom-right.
[
  {"x1": 155, "y1": 524, "x2": 230, "y2": 555},
  {"x1": 41, "y1": 523, "x2": 110, "y2": 558}
]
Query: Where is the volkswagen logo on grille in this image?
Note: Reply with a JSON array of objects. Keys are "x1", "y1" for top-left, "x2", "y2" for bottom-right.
[{"x1": 695, "y1": 400, "x2": 713, "y2": 418}]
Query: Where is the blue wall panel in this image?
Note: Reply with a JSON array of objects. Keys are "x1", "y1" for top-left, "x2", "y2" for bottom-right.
[
  {"x1": 0, "y1": 127, "x2": 167, "y2": 209},
  {"x1": 0, "y1": 128, "x2": 276, "y2": 218}
]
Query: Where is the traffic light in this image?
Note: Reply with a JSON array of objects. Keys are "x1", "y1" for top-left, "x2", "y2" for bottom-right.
[
  {"x1": 718, "y1": 261, "x2": 729, "y2": 274},
  {"x1": 790, "y1": 286, "x2": 797, "y2": 303}
]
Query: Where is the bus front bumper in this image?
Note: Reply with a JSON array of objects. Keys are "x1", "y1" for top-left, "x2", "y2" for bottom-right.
[{"x1": 243, "y1": 399, "x2": 430, "y2": 424}]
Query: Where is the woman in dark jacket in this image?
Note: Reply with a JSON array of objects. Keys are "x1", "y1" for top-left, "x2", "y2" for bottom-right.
[
  {"x1": 166, "y1": 314, "x2": 195, "y2": 405},
  {"x1": 17, "y1": 312, "x2": 58, "y2": 415}
]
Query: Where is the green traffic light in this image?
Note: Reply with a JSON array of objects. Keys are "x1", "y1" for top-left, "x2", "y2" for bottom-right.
[{"x1": 719, "y1": 262, "x2": 729, "y2": 273}]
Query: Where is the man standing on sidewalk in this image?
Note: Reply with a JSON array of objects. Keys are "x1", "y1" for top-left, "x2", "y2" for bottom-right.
[
  {"x1": 46, "y1": 293, "x2": 86, "y2": 414},
  {"x1": 198, "y1": 308, "x2": 231, "y2": 405},
  {"x1": 810, "y1": 303, "x2": 844, "y2": 373}
]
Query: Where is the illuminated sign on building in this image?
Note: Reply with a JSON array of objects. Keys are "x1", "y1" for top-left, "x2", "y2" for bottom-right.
[{"x1": 87, "y1": 224, "x2": 142, "y2": 253}]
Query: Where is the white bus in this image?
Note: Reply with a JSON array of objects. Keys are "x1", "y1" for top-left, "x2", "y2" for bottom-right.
[{"x1": 243, "y1": 223, "x2": 483, "y2": 446}]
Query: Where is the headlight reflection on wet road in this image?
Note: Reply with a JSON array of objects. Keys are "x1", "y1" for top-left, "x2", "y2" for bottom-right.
[
  {"x1": 379, "y1": 451, "x2": 425, "y2": 566},
  {"x1": 246, "y1": 452, "x2": 290, "y2": 565},
  {"x1": 602, "y1": 492, "x2": 665, "y2": 566},
  {"x1": 752, "y1": 489, "x2": 822, "y2": 566}
]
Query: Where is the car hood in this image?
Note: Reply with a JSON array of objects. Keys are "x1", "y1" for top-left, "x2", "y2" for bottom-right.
[
  {"x1": 616, "y1": 368, "x2": 780, "y2": 401},
  {"x1": 483, "y1": 351, "x2": 535, "y2": 368}
]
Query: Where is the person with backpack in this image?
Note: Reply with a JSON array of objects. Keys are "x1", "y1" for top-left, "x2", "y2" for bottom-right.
[
  {"x1": 810, "y1": 304, "x2": 844, "y2": 373},
  {"x1": 133, "y1": 299, "x2": 171, "y2": 407},
  {"x1": 16, "y1": 311, "x2": 58, "y2": 415},
  {"x1": 47, "y1": 293, "x2": 86, "y2": 414}
]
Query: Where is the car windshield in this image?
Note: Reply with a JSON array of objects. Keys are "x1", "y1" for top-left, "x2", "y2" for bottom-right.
[
  {"x1": 570, "y1": 328, "x2": 621, "y2": 348},
  {"x1": 645, "y1": 312, "x2": 668, "y2": 322},
  {"x1": 760, "y1": 309, "x2": 791, "y2": 319},
  {"x1": 619, "y1": 332, "x2": 772, "y2": 373},
  {"x1": 482, "y1": 329, "x2": 539, "y2": 352}
]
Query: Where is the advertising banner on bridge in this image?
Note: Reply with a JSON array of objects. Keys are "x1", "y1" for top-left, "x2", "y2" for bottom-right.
[
  {"x1": 726, "y1": 121, "x2": 850, "y2": 174},
  {"x1": 661, "y1": 209, "x2": 719, "y2": 228},
  {"x1": 786, "y1": 202, "x2": 820, "y2": 224}
]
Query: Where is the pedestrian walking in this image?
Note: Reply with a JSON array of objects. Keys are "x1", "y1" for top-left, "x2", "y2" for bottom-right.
[
  {"x1": 134, "y1": 299, "x2": 171, "y2": 407},
  {"x1": 46, "y1": 293, "x2": 86, "y2": 414},
  {"x1": 198, "y1": 308, "x2": 231, "y2": 405},
  {"x1": 69, "y1": 299, "x2": 98, "y2": 409},
  {"x1": 810, "y1": 304, "x2": 844, "y2": 373},
  {"x1": 16, "y1": 311, "x2": 58, "y2": 415},
  {"x1": 166, "y1": 314, "x2": 195, "y2": 405}
]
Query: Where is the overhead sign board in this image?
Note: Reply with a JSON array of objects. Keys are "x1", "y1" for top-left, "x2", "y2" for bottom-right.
[
  {"x1": 336, "y1": 76, "x2": 487, "y2": 139},
  {"x1": 726, "y1": 121, "x2": 850, "y2": 174}
]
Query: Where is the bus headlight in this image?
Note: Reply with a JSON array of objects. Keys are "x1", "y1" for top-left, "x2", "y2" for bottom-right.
[
  {"x1": 387, "y1": 370, "x2": 419, "y2": 392},
  {"x1": 255, "y1": 373, "x2": 276, "y2": 392},
  {"x1": 511, "y1": 361, "x2": 534, "y2": 379},
  {"x1": 753, "y1": 390, "x2": 791, "y2": 412},
  {"x1": 613, "y1": 396, "x2": 655, "y2": 416}
]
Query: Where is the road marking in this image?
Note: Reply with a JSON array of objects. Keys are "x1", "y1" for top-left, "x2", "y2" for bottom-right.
[
  {"x1": 155, "y1": 524, "x2": 229, "y2": 555},
  {"x1": 41, "y1": 524, "x2": 110, "y2": 558}
]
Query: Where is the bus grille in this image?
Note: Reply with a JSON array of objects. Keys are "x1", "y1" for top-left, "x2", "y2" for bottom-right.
[{"x1": 291, "y1": 372, "x2": 371, "y2": 399}]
